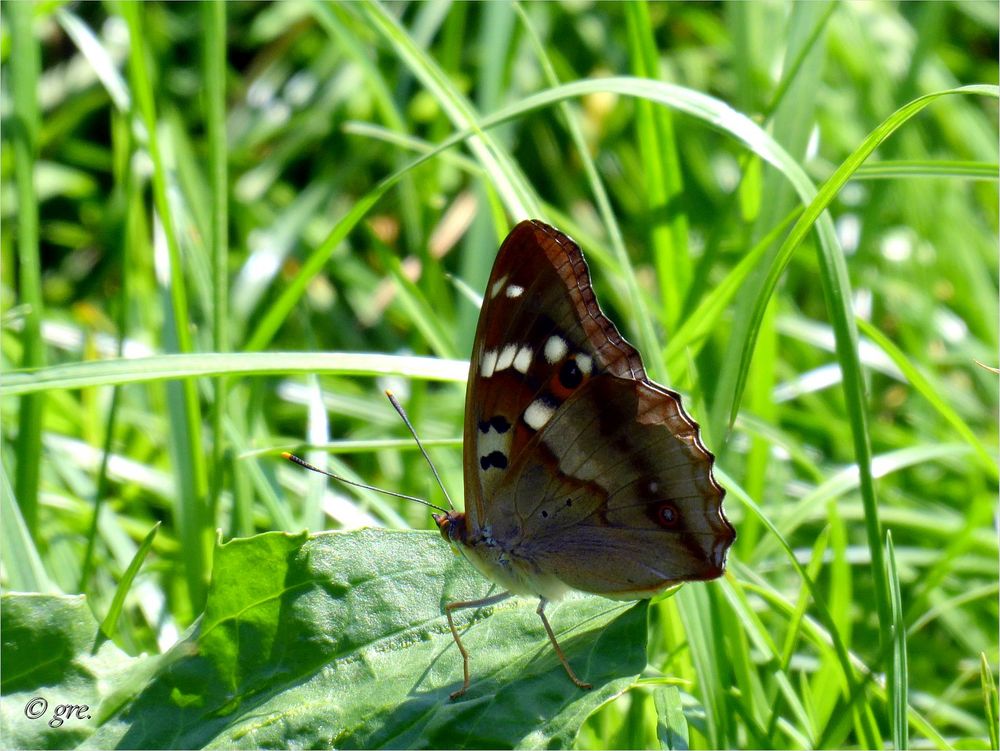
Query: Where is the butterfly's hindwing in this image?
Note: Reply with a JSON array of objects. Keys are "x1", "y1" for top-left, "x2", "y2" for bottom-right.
[{"x1": 494, "y1": 375, "x2": 732, "y2": 595}]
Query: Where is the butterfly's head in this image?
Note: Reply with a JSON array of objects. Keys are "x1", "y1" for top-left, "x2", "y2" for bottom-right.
[{"x1": 432, "y1": 510, "x2": 468, "y2": 544}]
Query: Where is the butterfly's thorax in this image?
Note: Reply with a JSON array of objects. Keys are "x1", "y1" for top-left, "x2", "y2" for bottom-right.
[{"x1": 434, "y1": 510, "x2": 570, "y2": 601}]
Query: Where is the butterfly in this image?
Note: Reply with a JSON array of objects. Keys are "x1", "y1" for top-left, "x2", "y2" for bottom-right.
[{"x1": 432, "y1": 219, "x2": 736, "y2": 699}]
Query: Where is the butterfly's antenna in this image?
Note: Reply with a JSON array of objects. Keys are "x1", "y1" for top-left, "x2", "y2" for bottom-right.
[
  {"x1": 281, "y1": 452, "x2": 448, "y2": 514},
  {"x1": 385, "y1": 390, "x2": 456, "y2": 510}
]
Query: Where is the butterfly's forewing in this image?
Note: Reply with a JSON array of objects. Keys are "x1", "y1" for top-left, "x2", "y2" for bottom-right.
[
  {"x1": 465, "y1": 220, "x2": 734, "y2": 596},
  {"x1": 464, "y1": 221, "x2": 636, "y2": 523}
]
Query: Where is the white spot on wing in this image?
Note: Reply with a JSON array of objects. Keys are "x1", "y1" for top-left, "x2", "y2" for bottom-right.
[
  {"x1": 524, "y1": 399, "x2": 555, "y2": 430},
  {"x1": 496, "y1": 344, "x2": 517, "y2": 371},
  {"x1": 576, "y1": 353, "x2": 593, "y2": 375},
  {"x1": 506, "y1": 284, "x2": 524, "y2": 298},
  {"x1": 513, "y1": 345, "x2": 532, "y2": 373},
  {"x1": 480, "y1": 349, "x2": 498, "y2": 377},
  {"x1": 490, "y1": 275, "x2": 508, "y2": 298},
  {"x1": 544, "y1": 335, "x2": 568, "y2": 364},
  {"x1": 477, "y1": 430, "x2": 509, "y2": 466}
]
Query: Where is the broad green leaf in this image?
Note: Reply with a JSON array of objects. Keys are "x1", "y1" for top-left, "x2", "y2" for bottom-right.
[
  {"x1": 1, "y1": 594, "x2": 147, "y2": 750},
  {"x1": 77, "y1": 529, "x2": 647, "y2": 749}
]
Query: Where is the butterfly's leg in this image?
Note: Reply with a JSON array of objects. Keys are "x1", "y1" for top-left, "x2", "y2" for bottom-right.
[
  {"x1": 536, "y1": 597, "x2": 593, "y2": 690},
  {"x1": 444, "y1": 591, "x2": 513, "y2": 699}
]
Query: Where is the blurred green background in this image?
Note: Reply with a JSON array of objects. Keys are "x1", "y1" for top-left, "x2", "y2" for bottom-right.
[{"x1": 1, "y1": 1, "x2": 997, "y2": 748}]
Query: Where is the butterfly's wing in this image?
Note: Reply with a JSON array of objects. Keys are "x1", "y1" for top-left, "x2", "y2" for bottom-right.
[
  {"x1": 464, "y1": 221, "x2": 643, "y2": 524},
  {"x1": 464, "y1": 220, "x2": 733, "y2": 596},
  {"x1": 492, "y1": 374, "x2": 733, "y2": 597}
]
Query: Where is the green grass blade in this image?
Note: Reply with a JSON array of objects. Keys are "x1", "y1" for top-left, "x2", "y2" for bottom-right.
[
  {"x1": 719, "y1": 83, "x2": 999, "y2": 660},
  {"x1": 718, "y1": 84, "x2": 998, "y2": 436},
  {"x1": 56, "y1": 8, "x2": 130, "y2": 111},
  {"x1": 676, "y1": 584, "x2": 731, "y2": 748},
  {"x1": 99, "y1": 522, "x2": 161, "y2": 640},
  {"x1": 0, "y1": 352, "x2": 467, "y2": 396},
  {"x1": 907, "y1": 584, "x2": 999, "y2": 637},
  {"x1": 9, "y1": 0, "x2": 45, "y2": 537},
  {"x1": 514, "y1": 6, "x2": 663, "y2": 379},
  {"x1": 717, "y1": 467, "x2": 874, "y2": 729},
  {"x1": 853, "y1": 160, "x2": 999, "y2": 180},
  {"x1": 122, "y1": 2, "x2": 209, "y2": 612},
  {"x1": 982, "y1": 653, "x2": 999, "y2": 750},
  {"x1": 78, "y1": 382, "x2": 124, "y2": 593},
  {"x1": 624, "y1": 0, "x2": 689, "y2": 330},
  {"x1": 1, "y1": 466, "x2": 52, "y2": 592},
  {"x1": 654, "y1": 685, "x2": 689, "y2": 750},
  {"x1": 355, "y1": 0, "x2": 537, "y2": 219},
  {"x1": 856, "y1": 317, "x2": 997, "y2": 478},
  {"x1": 203, "y1": 0, "x2": 229, "y2": 533},
  {"x1": 886, "y1": 531, "x2": 909, "y2": 750}
]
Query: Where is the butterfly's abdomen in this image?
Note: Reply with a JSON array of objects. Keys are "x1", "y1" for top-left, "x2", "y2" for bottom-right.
[{"x1": 447, "y1": 518, "x2": 570, "y2": 601}]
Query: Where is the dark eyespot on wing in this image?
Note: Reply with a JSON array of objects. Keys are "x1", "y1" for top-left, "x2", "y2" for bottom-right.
[
  {"x1": 559, "y1": 359, "x2": 583, "y2": 389},
  {"x1": 652, "y1": 501, "x2": 681, "y2": 529}
]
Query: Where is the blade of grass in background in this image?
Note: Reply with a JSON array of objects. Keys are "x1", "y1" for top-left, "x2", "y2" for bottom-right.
[
  {"x1": 654, "y1": 685, "x2": 689, "y2": 750},
  {"x1": 886, "y1": 532, "x2": 909, "y2": 750},
  {"x1": 1, "y1": 469, "x2": 52, "y2": 592},
  {"x1": 854, "y1": 160, "x2": 999, "y2": 180},
  {"x1": 78, "y1": 104, "x2": 135, "y2": 593},
  {"x1": 9, "y1": 1, "x2": 45, "y2": 538},
  {"x1": 515, "y1": 5, "x2": 662, "y2": 382},
  {"x1": 356, "y1": 0, "x2": 537, "y2": 220},
  {"x1": 982, "y1": 654, "x2": 999, "y2": 751},
  {"x1": 122, "y1": 3, "x2": 210, "y2": 613},
  {"x1": 0, "y1": 353, "x2": 468, "y2": 396},
  {"x1": 99, "y1": 522, "x2": 160, "y2": 640},
  {"x1": 624, "y1": 1, "x2": 690, "y2": 332},
  {"x1": 856, "y1": 316, "x2": 997, "y2": 477},
  {"x1": 716, "y1": 83, "x2": 999, "y2": 663},
  {"x1": 203, "y1": 0, "x2": 230, "y2": 539}
]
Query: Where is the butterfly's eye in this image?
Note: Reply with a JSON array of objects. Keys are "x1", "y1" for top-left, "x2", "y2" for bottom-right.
[
  {"x1": 559, "y1": 359, "x2": 583, "y2": 389},
  {"x1": 654, "y1": 501, "x2": 681, "y2": 529}
]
